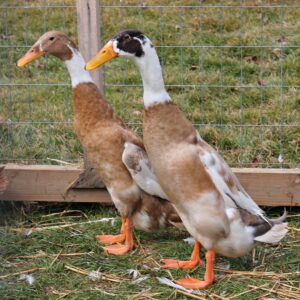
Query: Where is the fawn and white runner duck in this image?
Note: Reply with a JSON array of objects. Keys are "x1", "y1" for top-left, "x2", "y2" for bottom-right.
[{"x1": 86, "y1": 29, "x2": 288, "y2": 289}]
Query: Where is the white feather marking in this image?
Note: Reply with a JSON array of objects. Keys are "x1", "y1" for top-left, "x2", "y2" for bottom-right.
[
  {"x1": 225, "y1": 207, "x2": 236, "y2": 220},
  {"x1": 133, "y1": 159, "x2": 168, "y2": 199},
  {"x1": 133, "y1": 211, "x2": 151, "y2": 231},
  {"x1": 65, "y1": 46, "x2": 93, "y2": 88},
  {"x1": 214, "y1": 208, "x2": 256, "y2": 257},
  {"x1": 196, "y1": 134, "x2": 264, "y2": 216},
  {"x1": 174, "y1": 191, "x2": 229, "y2": 250},
  {"x1": 107, "y1": 184, "x2": 140, "y2": 215},
  {"x1": 198, "y1": 149, "x2": 264, "y2": 216},
  {"x1": 122, "y1": 142, "x2": 168, "y2": 199},
  {"x1": 123, "y1": 37, "x2": 171, "y2": 108},
  {"x1": 159, "y1": 213, "x2": 167, "y2": 227}
]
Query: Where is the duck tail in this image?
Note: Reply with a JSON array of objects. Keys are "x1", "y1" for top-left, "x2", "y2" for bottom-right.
[
  {"x1": 254, "y1": 222, "x2": 288, "y2": 244},
  {"x1": 254, "y1": 209, "x2": 288, "y2": 244},
  {"x1": 268, "y1": 208, "x2": 287, "y2": 224}
]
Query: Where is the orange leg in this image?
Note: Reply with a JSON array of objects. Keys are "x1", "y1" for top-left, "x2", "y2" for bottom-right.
[
  {"x1": 176, "y1": 249, "x2": 216, "y2": 289},
  {"x1": 161, "y1": 241, "x2": 203, "y2": 270},
  {"x1": 102, "y1": 218, "x2": 136, "y2": 255},
  {"x1": 96, "y1": 216, "x2": 126, "y2": 245}
]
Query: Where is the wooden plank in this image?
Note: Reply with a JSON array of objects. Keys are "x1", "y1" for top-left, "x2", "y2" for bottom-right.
[
  {"x1": 234, "y1": 168, "x2": 300, "y2": 206},
  {"x1": 67, "y1": 164, "x2": 105, "y2": 189},
  {"x1": 0, "y1": 165, "x2": 299, "y2": 206},
  {"x1": 0, "y1": 164, "x2": 111, "y2": 203}
]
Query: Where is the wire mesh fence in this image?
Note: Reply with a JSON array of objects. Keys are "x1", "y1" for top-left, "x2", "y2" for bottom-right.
[{"x1": 0, "y1": 0, "x2": 299, "y2": 168}]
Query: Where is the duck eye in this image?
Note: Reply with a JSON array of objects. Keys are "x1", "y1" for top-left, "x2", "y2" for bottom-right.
[
  {"x1": 49, "y1": 37, "x2": 55, "y2": 41},
  {"x1": 124, "y1": 34, "x2": 131, "y2": 41}
]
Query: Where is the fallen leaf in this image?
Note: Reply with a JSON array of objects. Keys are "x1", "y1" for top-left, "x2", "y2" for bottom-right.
[
  {"x1": 133, "y1": 110, "x2": 142, "y2": 116},
  {"x1": 277, "y1": 36, "x2": 288, "y2": 45},
  {"x1": 248, "y1": 158, "x2": 259, "y2": 168},
  {"x1": 35, "y1": 60, "x2": 45, "y2": 69},
  {"x1": 273, "y1": 48, "x2": 283, "y2": 59},
  {"x1": 252, "y1": 56, "x2": 263, "y2": 65},
  {"x1": 189, "y1": 65, "x2": 198, "y2": 71},
  {"x1": 257, "y1": 79, "x2": 266, "y2": 86},
  {"x1": 175, "y1": 24, "x2": 182, "y2": 31},
  {"x1": 244, "y1": 56, "x2": 263, "y2": 64},
  {"x1": 244, "y1": 56, "x2": 254, "y2": 63}
]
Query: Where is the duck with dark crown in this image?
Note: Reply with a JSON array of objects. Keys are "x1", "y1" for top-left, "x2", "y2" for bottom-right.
[
  {"x1": 17, "y1": 31, "x2": 183, "y2": 255},
  {"x1": 86, "y1": 29, "x2": 288, "y2": 289}
]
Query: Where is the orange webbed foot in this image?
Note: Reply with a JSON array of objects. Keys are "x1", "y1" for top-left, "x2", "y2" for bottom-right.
[
  {"x1": 175, "y1": 248, "x2": 216, "y2": 290},
  {"x1": 102, "y1": 243, "x2": 136, "y2": 255},
  {"x1": 175, "y1": 277, "x2": 214, "y2": 290},
  {"x1": 97, "y1": 216, "x2": 126, "y2": 245},
  {"x1": 96, "y1": 233, "x2": 126, "y2": 245},
  {"x1": 102, "y1": 218, "x2": 136, "y2": 255},
  {"x1": 161, "y1": 240, "x2": 203, "y2": 270},
  {"x1": 161, "y1": 257, "x2": 203, "y2": 270}
]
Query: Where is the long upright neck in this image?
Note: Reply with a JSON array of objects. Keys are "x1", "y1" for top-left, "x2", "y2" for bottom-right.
[
  {"x1": 64, "y1": 48, "x2": 93, "y2": 88},
  {"x1": 64, "y1": 48, "x2": 122, "y2": 132},
  {"x1": 133, "y1": 47, "x2": 171, "y2": 108}
]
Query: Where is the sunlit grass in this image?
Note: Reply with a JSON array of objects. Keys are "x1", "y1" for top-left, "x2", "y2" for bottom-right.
[
  {"x1": 0, "y1": 202, "x2": 299, "y2": 299},
  {"x1": 0, "y1": 0, "x2": 299, "y2": 167}
]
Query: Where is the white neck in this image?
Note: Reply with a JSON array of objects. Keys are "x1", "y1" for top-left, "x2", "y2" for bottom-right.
[
  {"x1": 132, "y1": 44, "x2": 171, "y2": 108},
  {"x1": 65, "y1": 47, "x2": 93, "y2": 88}
]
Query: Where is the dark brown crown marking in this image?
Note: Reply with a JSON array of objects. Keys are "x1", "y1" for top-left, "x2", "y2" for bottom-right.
[{"x1": 113, "y1": 29, "x2": 146, "y2": 57}]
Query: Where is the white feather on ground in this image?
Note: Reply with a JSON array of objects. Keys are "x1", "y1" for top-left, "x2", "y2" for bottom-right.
[
  {"x1": 19, "y1": 274, "x2": 35, "y2": 285},
  {"x1": 127, "y1": 269, "x2": 149, "y2": 284}
]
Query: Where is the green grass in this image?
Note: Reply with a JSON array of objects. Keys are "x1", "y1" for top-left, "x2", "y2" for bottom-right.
[
  {"x1": 0, "y1": 0, "x2": 299, "y2": 167},
  {"x1": 0, "y1": 202, "x2": 299, "y2": 299}
]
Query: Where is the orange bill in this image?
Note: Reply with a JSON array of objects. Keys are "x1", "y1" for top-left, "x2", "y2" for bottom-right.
[
  {"x1": 85, "y1": 41, "x2": 118, "y2": 71},
  {"x1": 17, "y1": 45, "x2": 45, "y2": 67}
]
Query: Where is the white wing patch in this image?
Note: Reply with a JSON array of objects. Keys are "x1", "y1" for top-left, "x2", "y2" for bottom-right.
[
  {"x1": 122, "y1": 143, "x2": 168, "y2": 200},
  {"x1": 197, "y1": 133, "x2": 264, "y2": 217}
]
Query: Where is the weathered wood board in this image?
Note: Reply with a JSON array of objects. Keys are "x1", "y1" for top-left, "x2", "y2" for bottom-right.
[{"x1": 0, "y1": 165, "x2": 299, "y2": 206}]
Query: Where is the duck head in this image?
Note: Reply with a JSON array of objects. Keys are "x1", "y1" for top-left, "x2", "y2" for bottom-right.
[
  {"x1": 17, "y1": 31, "x2": 77, "y2": 67},
  {"x1": 85, "y1": 29, "x2": 154, "y2": 70},
  {"x1": 86, "y1": 29, "x2": 170, "y2": 107}
]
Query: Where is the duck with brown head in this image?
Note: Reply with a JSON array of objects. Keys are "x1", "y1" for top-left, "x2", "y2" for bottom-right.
[
  {"x1": 17, "y1": 31, "x2": 182, "y2": 255},
  {"x1": 86, "y1": 29, "x2": 288, "y2": 289},
  {"x1": 17, "y1": 31, "x2": 93, "y2": 87}
]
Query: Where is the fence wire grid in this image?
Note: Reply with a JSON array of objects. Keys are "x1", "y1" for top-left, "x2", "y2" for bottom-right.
[{"x1": 0, "y1": 0, "x2": 299, "y2": 168}]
